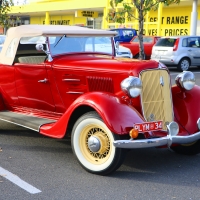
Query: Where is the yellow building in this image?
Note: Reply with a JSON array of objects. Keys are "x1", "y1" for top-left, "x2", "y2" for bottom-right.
[{"x1": 5, "y1": 0, "x2": 200, "y2": 36}]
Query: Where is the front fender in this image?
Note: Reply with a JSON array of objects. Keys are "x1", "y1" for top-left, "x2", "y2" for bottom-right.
[
  {"x1": 40, "y1": 92, "x2": 145, "y2": 138},
  {"x1": 172, "y1": 85, "x2": 200, "y2": 134}
]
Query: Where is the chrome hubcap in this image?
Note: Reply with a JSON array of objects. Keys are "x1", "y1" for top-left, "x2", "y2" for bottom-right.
[
  {"x1": 181, "y1": 60, "x2": 189, "y2": 70},
  {"x1": 88, "y1": 136, "x2": 101, "y2": 152}
]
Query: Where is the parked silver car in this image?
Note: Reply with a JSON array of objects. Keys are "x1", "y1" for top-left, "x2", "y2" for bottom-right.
[
  {"x1": 151, "y1": 36, "x2": 200, "y2": 71},
  {"x1": 0, "y1": 35, "x2": 6, "y2": 52}
]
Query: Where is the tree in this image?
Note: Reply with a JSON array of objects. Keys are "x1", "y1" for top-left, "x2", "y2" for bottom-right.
[
  {"x1": 109, "y1": 0, "x2": 180, "y2": 60},
  {"x1": 0, "y1": 0, "x2": 14, "y2": 31}
]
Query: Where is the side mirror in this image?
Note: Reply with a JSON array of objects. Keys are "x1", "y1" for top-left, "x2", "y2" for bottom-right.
[
  {"x1": 35, "y1": 43, "x2": 44, "y2": 51},
  {"x1": 35, "y1": 43, "x2": 53, "y2": 62}
]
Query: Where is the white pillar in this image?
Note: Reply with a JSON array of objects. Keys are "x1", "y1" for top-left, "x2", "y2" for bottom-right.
[{"x1": 190, "y1": 0, "x2": 198, "y2": 35}]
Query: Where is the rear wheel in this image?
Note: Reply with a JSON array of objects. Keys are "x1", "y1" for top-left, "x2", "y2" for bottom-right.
[
  {"x1": 71, "y1": 111, "x2": 126, "y2": 175},
  {"x1": 171, "y1": 140, "x2": 200, "y2": 155},
  {"x1": 134, "y1": 54, "x2": 146, "y2": 60},
  {"x1": 134, "y1": 54, "x2": 139, "y2": 59},
  {"x1": 177, "y1": 58, "x2": 190, "y2": 71}
]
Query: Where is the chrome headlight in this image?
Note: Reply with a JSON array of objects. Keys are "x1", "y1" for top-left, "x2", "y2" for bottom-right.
[
  {"x1": 197, "y1": 118, "x2": 200, "y2": 131},
  {"x1": 121, "y1": 76, "x2": 142, "y2": 98},
  {"x1": 175, "y1": 71, "x2": 195, "y2": 90}
]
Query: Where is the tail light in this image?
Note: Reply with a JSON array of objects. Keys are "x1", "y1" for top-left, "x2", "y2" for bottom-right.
[{"x1": 173, "y1": 38, "x2": 179, "y2": 51}]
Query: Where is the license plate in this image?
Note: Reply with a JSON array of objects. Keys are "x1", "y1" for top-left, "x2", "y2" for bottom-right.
[{"x1": 133, "y1": 121, "x2": 163, "y2": 132}]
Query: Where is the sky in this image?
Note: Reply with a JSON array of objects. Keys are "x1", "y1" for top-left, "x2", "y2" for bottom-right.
[{"x1": 13, "y1": 0, "x2": 29, "y2": 5}]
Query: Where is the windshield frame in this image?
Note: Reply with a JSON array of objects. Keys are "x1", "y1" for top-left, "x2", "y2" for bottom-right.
[{"x1": 47, "y1": 35, "x2": 115, "y2": 57}]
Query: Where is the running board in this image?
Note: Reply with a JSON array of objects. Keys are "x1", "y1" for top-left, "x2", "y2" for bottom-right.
[{"x1": 0, "y1": 111, "x2": 56, "y2": 132}]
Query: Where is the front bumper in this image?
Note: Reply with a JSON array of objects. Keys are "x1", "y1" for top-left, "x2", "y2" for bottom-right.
[{"x1": 113, "y1": 122, "x2": 200, "y2": 149}]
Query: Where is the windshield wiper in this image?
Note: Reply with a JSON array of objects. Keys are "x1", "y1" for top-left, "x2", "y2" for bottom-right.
[{"x1": 54, "y1": 35, "x2": 66, "y2": 48}]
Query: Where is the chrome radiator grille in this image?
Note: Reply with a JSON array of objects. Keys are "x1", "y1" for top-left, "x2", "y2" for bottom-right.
[{"x1": 139, "y1": 69, "x2": 173, "y2": 130}]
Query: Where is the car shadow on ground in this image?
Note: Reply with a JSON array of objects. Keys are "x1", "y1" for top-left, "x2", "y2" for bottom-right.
[{"x1": 109, "y1": 147, "x2": 200, "y2": 187}]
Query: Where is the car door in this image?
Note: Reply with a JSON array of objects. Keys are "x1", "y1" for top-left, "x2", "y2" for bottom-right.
[
  {"x1": 14, "y1": 62, "x2": 55, "y2": 111},
  {"x1": 143, "y1": 37, "x2": 154, "y2": 59},
  {"x1": 186, "y1": 37, "x2": 200, "y2": 65}
]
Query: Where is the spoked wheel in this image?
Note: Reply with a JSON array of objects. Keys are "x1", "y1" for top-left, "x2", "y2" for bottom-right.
[
  {"x1": 171, "y1": 140, "x2": 200, "y2": 155},
  {"x1": 71, "y1": 111, "x2": 126, "y2": 175},
  {"x1": 177, "y1": 58, "x2": 190, "y2": 71}
]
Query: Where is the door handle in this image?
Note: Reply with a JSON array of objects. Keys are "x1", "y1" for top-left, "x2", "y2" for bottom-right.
[{"x1": 38, "y1": 78, "x2": 48, "y2": 83}]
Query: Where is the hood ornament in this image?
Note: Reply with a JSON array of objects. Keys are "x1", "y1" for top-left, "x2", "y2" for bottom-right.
[
  {"x1": 149, "y1": 113, "x2": 155, "y2": 122},
  {"x1": 160, "y1": 76, "x2": 164, "y2": 86}
]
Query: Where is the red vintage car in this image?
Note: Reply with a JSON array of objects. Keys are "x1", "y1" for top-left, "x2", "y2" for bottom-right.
[
  {"x1": 0, "y1": 25, "x2": 200, "y2": 175},
  {"x1": 120, "y1": 36, "x2": 160, "y2": 59}
]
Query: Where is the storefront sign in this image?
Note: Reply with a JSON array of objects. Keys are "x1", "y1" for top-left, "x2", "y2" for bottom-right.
[
  {"x1": 75, "y1": 10, "x2": 98, "y2": 18},
  {"x1": 149, "y1": 16, "x2": 188, "y2": 24},
  {"x1": 43, "y1": 20, "x2": 70, "y2": 25},
  {"x1": 146, "y1": 15, "x2": 189, "y2": 36},
  {"x1": 162, "y1": 16, "x2": 188, "y2": 24}
]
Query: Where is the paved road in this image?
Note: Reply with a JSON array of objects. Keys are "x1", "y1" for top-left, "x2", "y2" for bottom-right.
[{"x1": 0, "y1": 68, "x2": 200, "y2": 200}]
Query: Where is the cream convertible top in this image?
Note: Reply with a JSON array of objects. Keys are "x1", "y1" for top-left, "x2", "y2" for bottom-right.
[{"x1": 0, "y1": 25, "x2": 117, "y2": 65}]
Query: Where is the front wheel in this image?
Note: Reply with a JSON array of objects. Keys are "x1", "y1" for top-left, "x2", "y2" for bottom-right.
[
  {"x1": 171, "y1": 140, "x2": 200, "y2": 155},
  {"x1": 177, "y1": 58, "x2": 190, "y2": 71},
  {"x1": 71, "y1": 111, "x2": 126, "y2": 175}
]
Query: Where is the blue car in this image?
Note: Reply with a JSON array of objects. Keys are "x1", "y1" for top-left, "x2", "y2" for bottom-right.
[{"x1": 110, "y1": 28, "x2": 137, "y2": 43}]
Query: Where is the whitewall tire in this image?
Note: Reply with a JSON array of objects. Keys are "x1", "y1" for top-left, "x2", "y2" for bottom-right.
[{"x1": 71, "y1": 111, "x2": 126, "y2": 175}]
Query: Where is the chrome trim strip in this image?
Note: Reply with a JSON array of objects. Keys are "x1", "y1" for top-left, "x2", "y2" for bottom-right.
[
  {"x1": 66, "y1": 91, "x2": 84, "y2": 94},
  {"x1": 113, "y1": 132, "x2": 200, "y2": 149},
  {"x1": 62, "y1": 79, "x2": 80, "y2": 82},
  {"x1": 0, "y1": 118, "x2": 39, "y2": 132},
  {"x1": 38, "y1": 78, "x2": 48, "y2": 83},
  {"x1": 113, "y1": 137, "x2": 168, "y2": 148}
]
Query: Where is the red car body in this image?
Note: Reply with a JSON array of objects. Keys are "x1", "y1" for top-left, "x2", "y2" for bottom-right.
[
  {"x1": 120, "y1": 36, "x2": 160, "y2": 59},
  {"x1": 0, "y1": 25, "x2": 200, "y2": 175}
]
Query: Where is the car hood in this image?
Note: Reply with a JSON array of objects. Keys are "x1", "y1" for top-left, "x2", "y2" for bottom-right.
[{"x1": 52, "y1": 54, "x2": 159, "y2": 75}]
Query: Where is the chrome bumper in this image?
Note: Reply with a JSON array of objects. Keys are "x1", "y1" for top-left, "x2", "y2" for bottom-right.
[{"x1": 113, "y1": 121, "x2": 200, "y2": 149}]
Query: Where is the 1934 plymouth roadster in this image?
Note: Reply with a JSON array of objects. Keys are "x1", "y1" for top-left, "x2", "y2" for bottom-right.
[{"x1": 0, "y1": 25, "x2": 200, "y2": 175}]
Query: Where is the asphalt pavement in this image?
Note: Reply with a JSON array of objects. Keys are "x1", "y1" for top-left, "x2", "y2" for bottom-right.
[{"x1": 1, "y1": 67, "x2": 200, "y2": 200}]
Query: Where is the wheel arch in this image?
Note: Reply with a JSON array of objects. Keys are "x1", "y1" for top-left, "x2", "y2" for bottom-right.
[
  {"x1": 66, "y1": 105, "x2": 95, "y2": 135},
  {"x1": 40, "y1": 92, "x2": 145, "y2": 138},
  {"x1": 178, "y1": 56, "x2": 191, "y2": 64},
  {"x1": 67, "y1": 92, "x2": 145, "y2": 136}
]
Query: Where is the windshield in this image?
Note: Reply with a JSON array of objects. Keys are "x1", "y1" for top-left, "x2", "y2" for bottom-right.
[
  {"x1": 155, "y1": 38, "x2": 177, "y2": 47},
  {"x1": 48, "y1": 36, "x2": 113, "y2": 56},
  {"x1": 132, "y1": 36, "x2": 153, "y2": 43}
]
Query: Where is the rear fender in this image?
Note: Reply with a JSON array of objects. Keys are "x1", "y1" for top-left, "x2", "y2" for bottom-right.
[
  {"x1": 40, "y1": 92, "x2": 145, "y2": 138},
  {"x1": 172, "y1": 85, "x2": 200, "y2": 133}
]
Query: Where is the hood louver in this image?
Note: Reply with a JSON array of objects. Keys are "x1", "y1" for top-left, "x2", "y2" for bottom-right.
[{"x1": 87, "y1": 76, "x2": 114, "y2": 93}]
